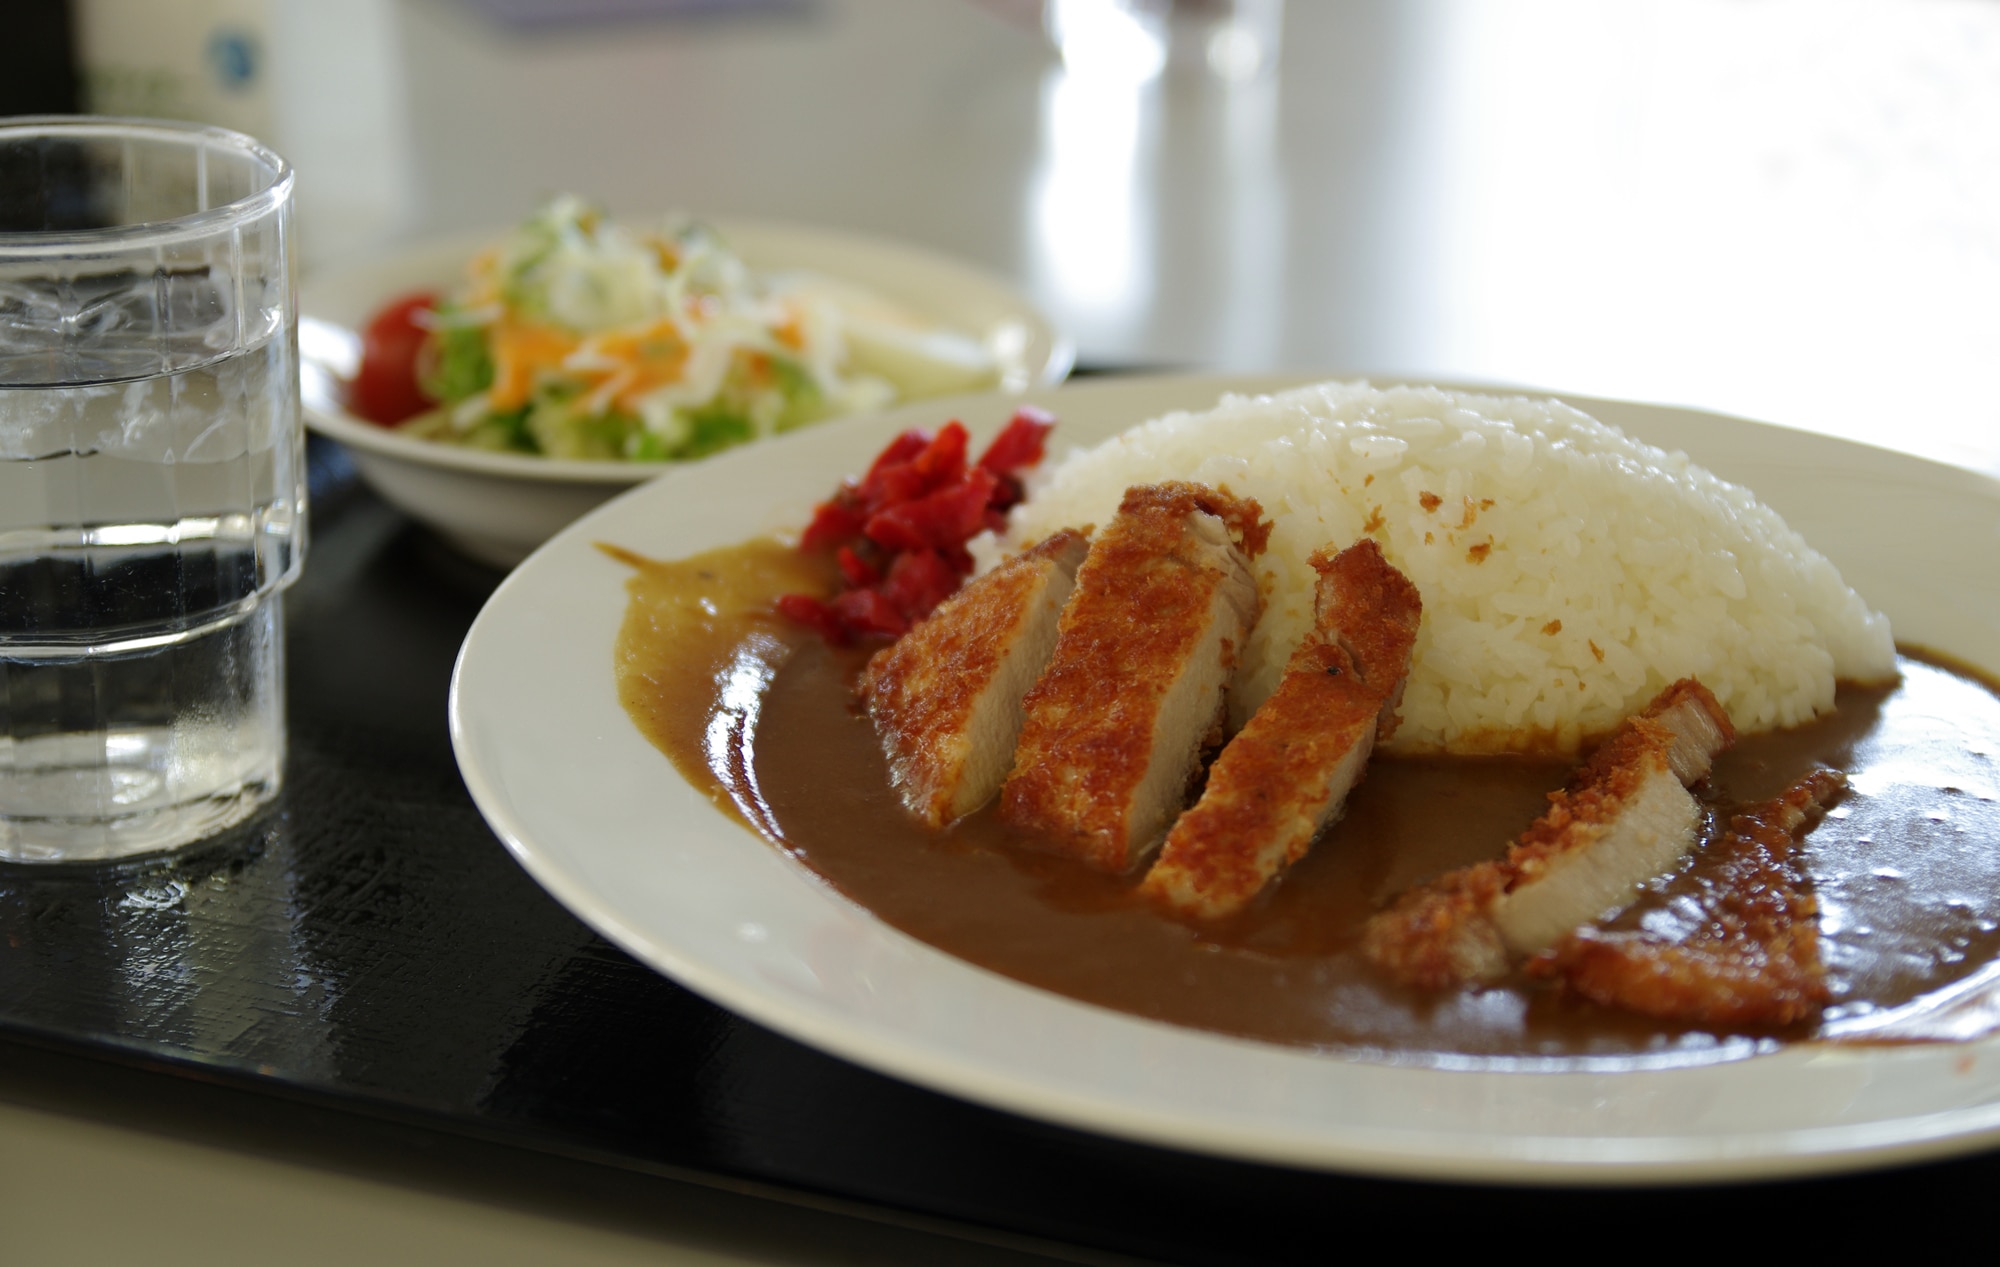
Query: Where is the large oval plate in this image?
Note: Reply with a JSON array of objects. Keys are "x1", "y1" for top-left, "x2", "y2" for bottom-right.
[{"x1": 449, "y1": 375, "x2": 2000, "y2": 1183}]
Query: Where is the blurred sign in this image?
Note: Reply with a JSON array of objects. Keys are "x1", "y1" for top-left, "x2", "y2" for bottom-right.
[
  {"x1": 74, "y1": 0, "x2": 276, "y2": 140},
  {"x1": 456, "y1": 0, "x2": 808, "y2": 30},
  {"x1": 71, "y1": 0, "x2": 416, "y2": 268}
]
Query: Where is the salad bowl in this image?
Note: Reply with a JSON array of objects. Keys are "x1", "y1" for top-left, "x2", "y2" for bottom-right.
[{"x1": 301, "y1": 218, "x2": 1072, "y2": 567}]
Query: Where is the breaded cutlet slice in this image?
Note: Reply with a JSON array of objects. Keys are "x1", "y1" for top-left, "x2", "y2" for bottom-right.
[
  {"x1": 1141, "y1": 540, "x2": 1422, "y2": 919},
  {"x1": 999, "y1": 482, "x2": 1269, "y2": 873},
  {"x1": 860, "y1": 530, "x2": 1090, "y2": 827},
  {"x1": 1529, "y1": 768, "x2": 1842, "y2": 1027},
  {"x1": 1362, "y1": 678, "x2": 1736, "y2": 988}
]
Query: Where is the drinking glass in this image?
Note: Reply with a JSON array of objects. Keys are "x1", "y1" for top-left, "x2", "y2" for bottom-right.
[{"x1": 0, "y1": 117, "x2": 303, "y2": 863}]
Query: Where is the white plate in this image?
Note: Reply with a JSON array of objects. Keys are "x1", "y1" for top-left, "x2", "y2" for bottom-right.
[
  {"x1": 450, "y1": 374, "x2": 2000, "y2": 1183},
  {"x1": 301, "y1": 220, "x2": 1073, "y2": 567}
]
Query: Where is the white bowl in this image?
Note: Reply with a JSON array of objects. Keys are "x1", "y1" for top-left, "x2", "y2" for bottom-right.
[{"x1": 300, "y1": 220, "x2": 1073, "y2": 567}]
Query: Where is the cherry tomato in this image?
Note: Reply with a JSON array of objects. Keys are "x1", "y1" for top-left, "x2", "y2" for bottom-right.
[{"x1": 348, "y1": 291, "x2": 438, "y2": 425}]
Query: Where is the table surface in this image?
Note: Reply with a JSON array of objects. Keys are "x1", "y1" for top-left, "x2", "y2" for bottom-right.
[{"x1": 12, "y1": 1, "x2": 2000, "y2": 1261}]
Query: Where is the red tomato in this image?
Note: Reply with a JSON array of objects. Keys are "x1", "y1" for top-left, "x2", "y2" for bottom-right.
[{"x1": 347, "y1": 291, "x2": 438, "y2": 425}]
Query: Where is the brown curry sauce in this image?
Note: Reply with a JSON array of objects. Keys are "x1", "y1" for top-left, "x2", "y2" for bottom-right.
[{"x1": 613, "y1": 538, "x2": 2000, "y2": 1065}]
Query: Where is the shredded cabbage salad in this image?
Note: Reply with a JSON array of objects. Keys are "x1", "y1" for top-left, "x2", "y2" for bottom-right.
[{"x1": 398, "y1": 198, "x2": 999, "y2": 461}]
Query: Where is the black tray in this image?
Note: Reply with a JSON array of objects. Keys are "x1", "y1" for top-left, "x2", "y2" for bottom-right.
[{"x1": 4, "y1": 434, "x2": 1998, "y2": 1265}]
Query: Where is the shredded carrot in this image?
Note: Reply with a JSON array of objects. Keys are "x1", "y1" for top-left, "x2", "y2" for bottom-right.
[
  {"x1": 487, "y1": 321, "x2": 581, "y2": 411},
  {"x1": 772, "y1": 307, "x2": 807, "y2": 352},
  {"x1": 567, "y1": 318, "x2": 691, "y2": 412}
]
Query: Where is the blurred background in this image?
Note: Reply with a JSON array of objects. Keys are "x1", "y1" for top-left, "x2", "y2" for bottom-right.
[{"x1": 11, "y1": 0, "x2": 2000, "y2": 468}]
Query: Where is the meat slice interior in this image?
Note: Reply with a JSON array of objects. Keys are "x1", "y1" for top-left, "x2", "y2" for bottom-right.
[
  {"x1": 1141, "y1": 539, "x2": 1421, "y2": 919},
  {"x1": 999, "y1": 482, "x2": 1267, "y2": 872},
  {"x1": 1529, "y1": 768, "x2": 1843, "y2": 1027},
  {"x1": 1488, "y1": 739, "x2": 1704, "y2": 957},
  {"x1": 860, "y1": 529, "x2": 1089, "y2": 826},
  {"x1": 1362, "y1": 678, "x2": 1737, "y2": 988}
]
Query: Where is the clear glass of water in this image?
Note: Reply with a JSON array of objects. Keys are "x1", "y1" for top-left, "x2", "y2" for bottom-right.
[{"x1": 0, "y1": 118, "x2": 303, "y2": 863}]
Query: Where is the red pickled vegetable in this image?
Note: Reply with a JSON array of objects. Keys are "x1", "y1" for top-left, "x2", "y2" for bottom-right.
[
  {"x1": 799, "y1": 499, "x2": 867, "y2": 553},
  {"x1": 977, "y1": 406, "x2": 1054, "y2": 477},
  {"x1": 879, "y1": 548, "x2": 960, "y2": 621},
  {"x1": 861, "y1": 422, "x2": 968, "y2": 511},
  {"x1": 862, "y1": 428, "x2": 931, "y2": 481},
  {"x1": 835, "y1": 545, "x2": 881, "y2": 588},
  {"x1": 779, "y1": 410, "x2": 1058, "y2": 644},
  {"x1": 864, "y1": 466, "x2": 998, "y2": 553},
  {"x1": 981, "y1": 407, "x2": 1055, "y2": 515}
]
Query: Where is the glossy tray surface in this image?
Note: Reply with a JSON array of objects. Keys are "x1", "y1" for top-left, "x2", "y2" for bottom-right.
[{"x1": 3, "y1": 427, "x2": 1998, "y2": 1267}]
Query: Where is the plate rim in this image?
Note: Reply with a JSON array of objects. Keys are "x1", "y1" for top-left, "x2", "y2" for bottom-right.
[{"x1": 448, "y1": 371, "x2": 2000, "y2": 1185}]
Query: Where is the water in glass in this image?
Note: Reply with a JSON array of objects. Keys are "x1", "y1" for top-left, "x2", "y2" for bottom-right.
[{"x1": 0, "y1": 333, "x2": 302, "y2": 861}]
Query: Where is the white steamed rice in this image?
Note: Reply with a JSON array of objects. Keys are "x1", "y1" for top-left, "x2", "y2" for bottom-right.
[{"x1": 978, "y1": 381, "x2": 1895, "y2": 754}]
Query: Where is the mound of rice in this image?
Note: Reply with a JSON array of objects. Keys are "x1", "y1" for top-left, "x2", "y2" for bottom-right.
[{"x1": 980, "y1": 381, "x2": 1895, "y2": 754}]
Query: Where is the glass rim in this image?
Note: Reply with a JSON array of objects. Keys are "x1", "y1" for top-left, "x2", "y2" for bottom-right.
[{"x1": 0, "y1": 115, "x2": 294, "y2": 257}]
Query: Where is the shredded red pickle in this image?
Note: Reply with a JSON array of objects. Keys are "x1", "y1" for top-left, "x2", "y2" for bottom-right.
[{"x1": 778, "y1": 407, "x2": 1055, "y2": 643}]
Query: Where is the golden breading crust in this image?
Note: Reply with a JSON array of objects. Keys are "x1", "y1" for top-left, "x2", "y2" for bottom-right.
[
  {"x1": 860, "y1": 530, "x2": 1089, "y2": 826},
  {"x1": 1120, "y1": 481, "x2": 1272, "y2": 558},
  {"x1": 1357, "y1": 864, "x2": 1512, "y2": 988},
  {"x1": 1362, "y1": 678, "x2": 1735, "y2": 989},
  {"x1": 1140, "y1": 540, "x2": 1421, "y2": 919},
  {"x1": 1000, "y1": 482, "x2": 1268, "y2": 872},
  {"x1": 1312, "y1": 539, "x2": 1425, "y2": 742},
  {"x1": 1528, "y1": 768, "x2": 1843, "y2": 1027}
]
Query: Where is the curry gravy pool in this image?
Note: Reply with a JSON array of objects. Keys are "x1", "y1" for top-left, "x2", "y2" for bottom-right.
[{"x1": 613, "y1": 538, "x2": 2000, "y2": 1064}]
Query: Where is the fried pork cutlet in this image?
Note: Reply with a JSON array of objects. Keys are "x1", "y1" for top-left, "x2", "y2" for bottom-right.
[
  {"x1": 999, "y1": 482, "x2": 1269, "y2": 872},
  {"x1": 1529, "y1": 768, "x2": 1843, "y2": 1027},
  {"x1": 1362, "y1": 679, "x2": 1736, "y2": 988},
  {"x1": 859, "y1": 530, "x2": 1090, "y2": 827},
  {"x1": 1140, "y1": 540, "x2": 1422, "y2": 919}
]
